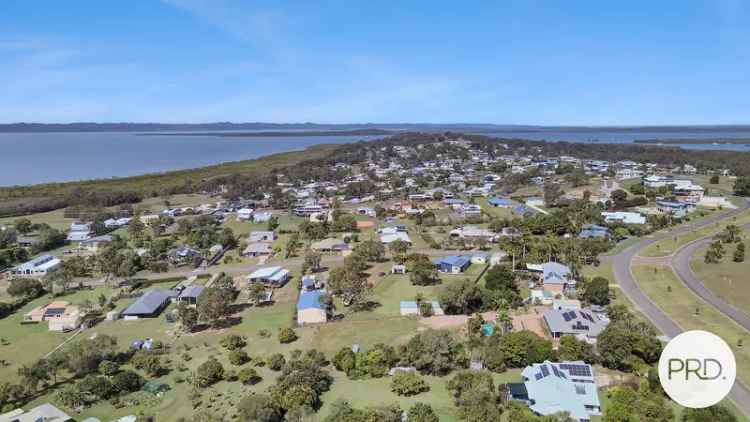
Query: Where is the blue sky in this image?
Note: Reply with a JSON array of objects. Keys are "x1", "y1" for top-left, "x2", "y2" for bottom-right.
[{"x1": 1, "y1": 0, "x2": 749, "y2": 125}]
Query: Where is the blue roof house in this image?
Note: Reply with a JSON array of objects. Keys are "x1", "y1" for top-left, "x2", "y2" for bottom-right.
[
  {"x1": 578, "y1": 224, "x2": 610, "y2": 239},
  {"x1": 297, "y1": 290, "x2": 327, "y2": 325},
  {"x1": 488, "y1": 197, "x2": 514, "y2": 208},
  {"x1": 433, "y1": 256, "x2": 471, "y2": 274}
]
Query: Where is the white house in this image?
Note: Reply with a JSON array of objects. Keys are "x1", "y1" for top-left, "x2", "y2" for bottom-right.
[
  {"x1": 11, "y1": 255, "x2": 61, "y2": 277},
  {"x1": 601, "y1": 211, "x2": 646, "y2": 225}
]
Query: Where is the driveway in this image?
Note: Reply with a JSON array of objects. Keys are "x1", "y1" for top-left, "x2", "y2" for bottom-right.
[{"x1": 609, "y1": 198, "x2": 750, "y2": 416}]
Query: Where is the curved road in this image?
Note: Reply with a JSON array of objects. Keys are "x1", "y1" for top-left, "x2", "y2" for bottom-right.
[
  {"x1": 672, "y1": 227, "x2": 750, "y2": 331},
  {"x1": 610, "y1": 199, "x2": 750, "y2": 416}
]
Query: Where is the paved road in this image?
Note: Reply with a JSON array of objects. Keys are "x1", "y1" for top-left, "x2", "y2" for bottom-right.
[
  {"x1": 609, "y1": 199, "x2": 750, "y2": 416},
  {"x1": 672, "y1": 224, "x2": 750, "y2": 332}
]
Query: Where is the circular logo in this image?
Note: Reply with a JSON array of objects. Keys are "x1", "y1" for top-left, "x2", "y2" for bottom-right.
[{"x1": 658, "y1": 330, "x2": 736, "y2": 408}]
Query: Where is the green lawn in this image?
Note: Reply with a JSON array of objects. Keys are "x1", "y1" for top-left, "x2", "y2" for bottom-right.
[
  {"x1": 632, "y1": 264, "x2": 750, "y2": 389},
  {"x1": 690, "y1": 236, "x2": 750, "y2": 316},
  {"x1": 640, "y1": 210, "x2": 750, "y2": 257}
]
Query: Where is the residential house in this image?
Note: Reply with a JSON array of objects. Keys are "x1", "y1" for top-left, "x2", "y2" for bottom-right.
[
  {"x1": 67, "y1": 221, "x2": 92, "y2": 242},
  {"x1": 297, "y1": 290, "x2": 328, "y2": 325},
  {"x1": 450, "y1": 226, "x2": 497, "y2": 242},
  {"x1": 11, "y1": 255, "x2": 61, "y2": 278},
  {"x1": 122, "y1": 288, "x2": 176, "y2": 319},
  {"x1": 543, "y1": 308, "x2": 609, "y2": 343},
  {"x1": 168, "y1": 246, "x2": 201, "y2": 266},
  {"x1": 176, "y1": 285, "x2": 205, "y2": 305},
  {"x1": 301, "y1": 275, "x2": 319, "y2": 291},
  {"x1": 380, "y1": 232, "x2": 412, "y2": 245},
  {"x1": 249, "y1": 231, "x2": 277, "y2": 242},
  {"x1": 460, "y1": 204, "x2": 482, "y2": 217},
  {"x1": 577, "y1": 224, "x2": 610, "y2": 239},
  {"x1": 391, "y1": 264, "x2": 406, "y2": 274},
  {"x1": 656, "y1": 200, "x2": 691, "y2": 218},
  {"x1": 601, "y1": 211, "x2": 646, "y2": 225},
  {"x1": 253, "y1": 211, "x2": 273, "y2": 222},
  {"x1": 24, "y1": 301, "x2": 83, "y2": 332},
  {"x1": 507, "y1": 361, "x2": 601, "y2": 421},
  {"x1": 526, "y1": 197, "x2": 544, "y2": 207},
  {"x1": 552, "y1": 299, "x2": 582, "y2": 311},
  {"x1": 311, "y1": 238, "x2": 350, "y2": 252},
  {"x1": 0, "y1": 403, "x2": 72, "y2": 422},
  {"x1": 527, "y1": 262, "x2": 576, "y2": 294},
  {"x1": 80, "y1": 234, "x2": 113, "y2": 252},
  {"x1": 242, "y1": 242, "x2": 273, "y2": 257},
  {"x1": 237, "y1": 208, "x2": 254, "y2": 221},
  {"x1": 434, "y1": 256, "x2": 471, "y2": 274},
  {"x1": 487, "y1": 197, "x2": 514, "y2": 208},
  {"x1": 248, "y1": 266, "x2": 291, "y2": 286}
]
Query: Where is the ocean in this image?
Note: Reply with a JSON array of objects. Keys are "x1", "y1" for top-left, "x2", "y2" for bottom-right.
[{"x1": 2, "y1": 129, "x2": 750, "y2": 186}]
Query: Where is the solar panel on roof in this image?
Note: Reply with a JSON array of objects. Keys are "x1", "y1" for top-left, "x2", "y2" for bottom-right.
[
  {"x1": 44, "y1": 308, "x2": 66, "y2": 317},
  {"x1": 540, "y1": 365, "x2": 550, "y2": 377},
  {"x1": 535, "y1": 373, "x2": 543, "y2": 381},
  {"x1": 551, "y1": 365, "x2": 565, "y2": 378}
]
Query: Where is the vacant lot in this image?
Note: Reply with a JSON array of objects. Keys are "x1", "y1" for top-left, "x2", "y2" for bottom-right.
[
  {"x1": 632, "y1": 264, "x2": 750, "y2": 388},
  {"x1": 640, "y1": 209, "x2": 750, "y2": 257},
  {"x1": 690, "y1": 235, "x2": 750, "y2": 316}
]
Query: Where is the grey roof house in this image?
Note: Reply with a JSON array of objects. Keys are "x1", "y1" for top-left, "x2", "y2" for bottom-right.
[
  {"x1": 122, "y1": 288, "x2": 177, "y2": 318},
  {"x1": 543, "y1": 308, "x2": 608, "y2": 343},
  {"x1": 507, "y1": 360, "x2": 601, "y2": 421}
]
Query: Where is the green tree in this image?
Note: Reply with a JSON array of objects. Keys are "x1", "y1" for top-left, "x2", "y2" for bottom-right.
[
  {"x1": 278, "y1": 327, "x2": 298, "y2": 344},
  {"x1": 237, "y1": 393, "x2": 283, "y2": 422},
  {"x1": 390, "y1": 372, "x2": 429, "y2": 396},
  {"x1": 484, "y1": 265, "x2": 516, "y2": 291},
  {"x1": 409, "y1": 260, "x2": 440, "y2": 286},
  {"x1": 286, "y1": 233, "x2": 301, "y2": 259},
  {"x1": 197, "y1": 286, "x2": 234, "y2": 327},
  {"x1": 196, "y1": 357, "x2": 224, "y2": 387},
  {"x1": 582, "y1": 276, "x2": 610, "y2": 305},
  {"x1": 407, "y1": 403, "x2": 440, "y2": 422},
  {"x1": 734, "y1": 242, "x2": 745, "y2": 262},
  {"x1": 682, "y1": 405, "x2": 738, "y2": 422},
  {"x1": 558, "y1": 335, "x2": 596, "y2": 363},
  {"x1": 238, "y1": 367, "x2": 262, "y2": 385}
]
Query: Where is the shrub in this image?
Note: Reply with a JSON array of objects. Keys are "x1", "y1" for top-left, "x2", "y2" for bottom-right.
[
  {"x1": 196, "y1": 358, "x2": 225, "y2": 387},
  {"x1": 278, "y1": 328, "x2": 298, "y2": 344},
  {"x1": 98, "y1": 360, "x2": 119, "y2": 376},
  {"x1": 390, "y1": 372, "x2": 429, "y2": 396},
  {"x1": 229, "y1": 349, "x2": 249, "y2": 366},
  {"x1": 267, "y1": 353, "x2": 286, "y2": 371},
  {"x1": 237, "y1": 394, "x2": 282, "y2": 422},
  {"x1": 112, "y1": 370, "x2": 144, "y2": 393},
  {"x1": 408, "y1": 403, "x2": 440, "y2": 422},
  {"x1": 238, "y1": 367, "x2": 262, "y2": 385},
  {"x1": 220, "y1": 334, "x2": 247, "y2": 350},
  {"x1": 131, "y1": 353, "x2": 167, "y2": 377}
]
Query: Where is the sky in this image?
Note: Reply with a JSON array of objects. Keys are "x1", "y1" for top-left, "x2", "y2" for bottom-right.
[{"x1": 1, "y1": 0, "x2": 749, "y2": 125}]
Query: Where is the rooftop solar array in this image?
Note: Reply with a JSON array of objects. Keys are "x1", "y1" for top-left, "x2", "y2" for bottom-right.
[{"x1": 560, "y1": 363, "x2": 593, "y2": 377}]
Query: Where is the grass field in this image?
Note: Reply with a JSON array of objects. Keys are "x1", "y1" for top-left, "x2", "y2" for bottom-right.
[
  {"x1": 640, "y1": 209, "x2": 750, "y2": 257},
  {"x1": 690, "y1": 235, "x2": 750, "y2": 316},
  {"x1": 632, "y1": 264, "x2": 750, "y2": 388}
]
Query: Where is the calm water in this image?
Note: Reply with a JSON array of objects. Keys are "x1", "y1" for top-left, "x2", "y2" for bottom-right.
[
  {"x1": 0, "y1": 132, "x2": 372, "y2": 186},
  {"x1": 3, "y1": 130, "x2": 750, "y2": 186},
  {"x1": 482, "y1": 130, "x2": 750, "y2": 151}
]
